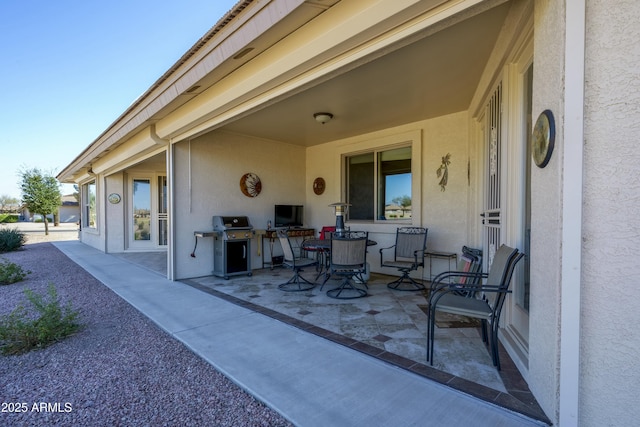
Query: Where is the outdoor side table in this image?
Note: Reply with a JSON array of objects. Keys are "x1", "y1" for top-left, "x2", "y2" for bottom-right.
[{"x1": 425, "y1": 251, "x2": 457, "y2": 282}]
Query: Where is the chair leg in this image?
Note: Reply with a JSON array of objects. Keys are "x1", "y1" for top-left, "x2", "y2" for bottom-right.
[
  {"x1": 491, "y1": 322, "x2": 502, "y2": 370},
  {"x1": 319, "y1": 271, "x2": 333, "y2": 290},
  {"x1": 387, "y1": 269, "x2": 425, "y2": 291},
  {"x1": 278, "y1": 269, "x2": 315, "y2": 292},
  {"x1": 428, "y1": 304, "x2": 436, "y2": 365},
  {"x1": 326, "y1": 277, "x2": 367, "y2": 299},
  {"x1": 480, "y1": 319, "x2": 488, "y2": 343},
  {"x1": 426, "y1": 305, "x2": 432, "y2": 363}
]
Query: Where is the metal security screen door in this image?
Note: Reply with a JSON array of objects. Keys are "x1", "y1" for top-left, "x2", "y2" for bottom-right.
[
  {"x1": 482, "y1": 83, "x2": 503, "y2": 266},
  {"x1": 158, "y1": 176, "x2": 168, "y2": 246},
  {"x1": 481, "y1": 68, "x2": 532, "y2": 369}
]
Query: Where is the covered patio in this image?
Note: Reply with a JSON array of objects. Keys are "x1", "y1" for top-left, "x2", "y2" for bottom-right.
[{"x1": 117, "y1": 251, "x2": 546, "y2": 421}]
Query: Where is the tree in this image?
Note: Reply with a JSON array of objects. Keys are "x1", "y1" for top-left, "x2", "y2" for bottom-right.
[
  {"x1": 391, "y1": 195, "x2": 412, "y2": 217},
  {"x1": 19, "y1": 168, "x2": 62, "y2": 235},
  {"x1": 0, "y1": 195, "x2": 20, "y2": 213}
]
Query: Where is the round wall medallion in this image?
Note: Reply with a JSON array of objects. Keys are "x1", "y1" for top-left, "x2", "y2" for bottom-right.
[
  {"x1": 313, "y1": 177, "x2": 326, "y2": 195},
  {"x1": 240, "y1": 173, "x2": 262, "y2": 197},
  {"x1": 108, "y1": 193, "x2": 121, "y2": 204},
  {"x1": 532, "y1": 109, "x2": 555, "y2": 168}
]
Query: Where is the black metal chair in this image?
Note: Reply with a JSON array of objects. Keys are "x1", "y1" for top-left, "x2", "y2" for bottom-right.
[
  {"x1": 277, "y1": 229, "x2": 317, "y2": 292},
  {"x1": 429, "y1": 246, "x2": 483, "y2": 298},
  {"x1": 427, "y1": 244, "x2": 523, "y2": 370},
  {"x1": 379, "y1": 227, "x2": 428, "y2": 291},
  {"x1": 316, "y1": 226, "x2": 335, "y2": 274},
  {"x1": 324, "y1": 231, "x2": 368, "y2": 299}
]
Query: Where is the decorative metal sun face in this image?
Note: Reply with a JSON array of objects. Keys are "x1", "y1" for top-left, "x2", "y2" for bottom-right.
[{"x1": 240, "y1": 173, "x2": 262, "y2": 197}]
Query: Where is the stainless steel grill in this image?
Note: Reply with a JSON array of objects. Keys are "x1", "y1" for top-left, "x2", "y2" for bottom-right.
[
  {"x1": 212, "y1": 216, "x2": 254, "y2": 279},
  {"x1": 213, "y1": 215, "x2": 255, "y2": 240}
]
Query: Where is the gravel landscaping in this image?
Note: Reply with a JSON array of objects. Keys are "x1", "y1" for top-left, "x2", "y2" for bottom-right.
[{"x1": 0, "y1": 226, "x2": 292, "y2": 426}]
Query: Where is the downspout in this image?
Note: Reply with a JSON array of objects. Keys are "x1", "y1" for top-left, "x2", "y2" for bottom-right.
[{"x1": 559, "y1": 1, "x2": 585, "y2": 425}]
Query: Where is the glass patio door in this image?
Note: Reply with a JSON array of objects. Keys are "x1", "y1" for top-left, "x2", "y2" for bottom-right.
[
  {"x1": 128, "y1": 175, "x2": 167, "y2": 249},
  {"x1": 507, "y1": 63, "x2": 533, "y2": 353}
]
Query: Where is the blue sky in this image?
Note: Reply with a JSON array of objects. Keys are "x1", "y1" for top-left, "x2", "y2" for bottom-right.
[
  {"x1": 0, "y1": 0, "x2": 239, "y2": 199},
  {"x1": 385, "y1": 174, "x2": 411, "y2": 205}
]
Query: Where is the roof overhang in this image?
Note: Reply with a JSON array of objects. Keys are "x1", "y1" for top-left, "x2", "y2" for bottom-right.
[
  {"x1": 57, "y1": 0, "x2": 340, "y2": 183},
  {"x1": 58, "y1": 0, "x2": 516, "y2": 183}
]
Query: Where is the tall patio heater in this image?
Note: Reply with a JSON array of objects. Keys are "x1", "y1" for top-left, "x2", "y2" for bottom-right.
[{"x1": 329, "y1": 202, "x2": 351, "y2": 238}]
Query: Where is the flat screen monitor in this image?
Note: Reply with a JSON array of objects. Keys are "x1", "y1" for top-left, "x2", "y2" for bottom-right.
[{"x1": 275, "y1": 205, "x2": 304, "y2": 228}]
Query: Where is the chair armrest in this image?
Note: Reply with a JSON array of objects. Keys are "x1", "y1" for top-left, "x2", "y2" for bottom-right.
[
  {"x1": 379, "y1": 245, "x2": 396, "y2": 264},
  {"x1": 430, "y1": 271, "x2": 489, "y2": 294},
  {"x1": 429, "y1": 282, "x2": 509, "y2": 305},
  {"x1": 432, "y1": 270, "x2": 486, "y2": 283}
]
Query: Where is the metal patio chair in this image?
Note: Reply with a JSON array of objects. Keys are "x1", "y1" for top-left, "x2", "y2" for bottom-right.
[
  {"x1": 429, "y1": 246, "x2": 483, "y2": 298},
  {"x1": 379, "y1": 227, "x2": 428, "y2": 291},
  {"x1": 324, "y1": 231, "x2": 368, "y2": 299},
  {"x1": 426, "y1": 244, "x2": 523, "y2": 370},
  {"x1": 277, "y1": 229, "x2": 318, "y2": 292}
]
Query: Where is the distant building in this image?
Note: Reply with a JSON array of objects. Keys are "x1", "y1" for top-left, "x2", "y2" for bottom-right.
[
  {"x1": 20, "y1": 194, "x2": 79, "y2": 223},
  {"x1": 384, "y1": 204, "x2": 411, "y2": 219},
  {"x1": 59, "y1": 194, "x2": 80, "y2": 223}
]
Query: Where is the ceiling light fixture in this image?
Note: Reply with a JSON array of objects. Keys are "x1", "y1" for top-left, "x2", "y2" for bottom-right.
[{"x1": 314, "y1": 112, "x2": 333, "y2": 124}]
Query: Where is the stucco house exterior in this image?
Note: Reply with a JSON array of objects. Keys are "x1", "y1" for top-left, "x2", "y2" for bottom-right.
[
  {"x1": 58, "y1": 194, "x2": 80, "y2": 223},
  {"x1": 57, "y1": 1, "x2": 640, "y2": 425}
]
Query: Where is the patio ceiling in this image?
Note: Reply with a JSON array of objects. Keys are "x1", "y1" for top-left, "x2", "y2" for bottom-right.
[{"x1": 219, "y1": 2, "x2": 511, "y2": 146}]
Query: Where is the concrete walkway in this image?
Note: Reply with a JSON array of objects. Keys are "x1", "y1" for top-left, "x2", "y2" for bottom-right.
[{"x1": 54, "y1": 241, "x2": 546, "y2": 427}]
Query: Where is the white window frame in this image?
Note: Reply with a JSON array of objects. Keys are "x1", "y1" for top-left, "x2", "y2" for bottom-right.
[
  {"x1": 83, "y1": 180, "x2": 97, "y2": 229},
  {"x1": 340, "y1": 130, "x2": 422, "y2": 226}
]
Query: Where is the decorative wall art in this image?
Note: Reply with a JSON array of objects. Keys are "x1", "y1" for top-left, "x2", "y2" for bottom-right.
[
  {"x1": 108, "y1": 193, "x2": 121, "y2": 204},
  {"x1": 532, "y1": 109, "x2": 555, "y2": 168},
  {"x1": 240, "y1": 173, "x2": 262, "y2": 197},
  {"x1": 313, "y1": 177, "x2": 326, "y2": 195},
  {"x1": 436, "y1": 153, "x2": 451, "y2": 191}
]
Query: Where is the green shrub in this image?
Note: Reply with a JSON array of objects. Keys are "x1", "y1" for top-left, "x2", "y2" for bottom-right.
[
  {"x1": 0, "y1": 214, "x2": 19, "y2": 223},
  {"x1": 0, "y1": 258, "x2": 30, "y2": 285},
  {"x1": 0, "y1": 284, "x2": 81, "y2": 355},
  {"x1": 0, "y1": 228, "x2": 26, "y2": 252}
]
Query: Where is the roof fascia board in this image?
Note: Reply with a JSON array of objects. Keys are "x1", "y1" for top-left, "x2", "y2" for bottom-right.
[{"x1": 91, "y1": 126, "x2": 166, "y2": 176}]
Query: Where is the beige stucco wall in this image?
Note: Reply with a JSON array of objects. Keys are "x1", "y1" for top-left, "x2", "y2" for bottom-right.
[
  {"x1": 530, "y1": 1, "x2": 640, "y2": 425},
  {"x1": 305, "y1": 112, "x2": 474, "y2": 278},
  {"x1": 528, "y1": 0, "x2": 564, "y2": 421},
  {"x1": 579, "y1": 0, "x2": 640, "y2": 425},
  {"x1": 58, "y1": 205, "x2": 80, "y2": 223},
  {"x1": 171, "y1": 111, "x2": 473, "y2": 280},
  {"x1": 173, "y1": 130, "x2": 307, "y2": 279},
  {"x1": 422, "y1": 111, "x2": 475, "y2": 251},
  {"x1": 105, "y1": 172, "x2": 126, "y2": 253}
]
